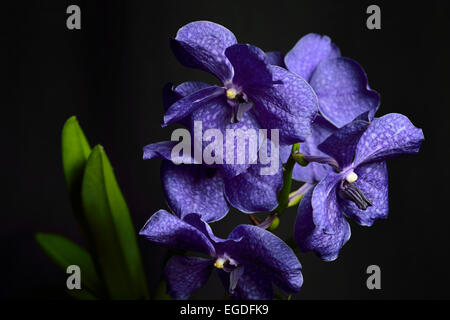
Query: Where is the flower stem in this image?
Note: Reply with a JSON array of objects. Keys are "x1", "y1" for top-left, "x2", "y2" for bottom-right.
[
  {"x1": 287, "y1": 183, "x2": 314, "y2": 208},
  {"x1": 272, "y1": 143, "x2": 300, "y2": 216}
]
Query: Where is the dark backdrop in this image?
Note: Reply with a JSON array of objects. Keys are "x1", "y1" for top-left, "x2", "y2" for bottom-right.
[{"x1": 4, "y1": 0, "x2": 450, "y2": 299}]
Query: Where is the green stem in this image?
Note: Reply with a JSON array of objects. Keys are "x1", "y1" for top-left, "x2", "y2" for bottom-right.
[
  {"x1": 272, "y1": 143, "x2": 299, "y2": 216},
  {"x1": 287, "y1": 182, "x2": 314, "y2": 208}
]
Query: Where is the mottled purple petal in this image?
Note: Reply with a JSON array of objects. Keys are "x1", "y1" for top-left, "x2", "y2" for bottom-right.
[
  {"x1": 292, "y1": 115, "x2": 336, "y2": 183},
  {"x1": 182, "y1": 213, "x2": 239, "y2": 248},
  {"x1": 354, "y1": 113, "x2": 424, "y2": 166},
  {"x1": 225, "y1": 44, "x2": 273, "y2": 89},
  {"x1": 219, "y1": 267, "x2": 273, "y2": 300},
  {"x1": 161, "y1": 161, "x2": 229, "y2": 223},
  {"x1": 170, "y1": 21, "x2": 237, "y2": 82},
  {"x1": 163, "y1": 81, "x2": 211, "y2": 111},
  {"x1": 162, "y1": 82, "x2": 211, "y2": 126},
  {"x1": 285, "y1": 33, "x2": 340, "y2": 81},
  {"x1": 339, "y1": 162, "x2": 389, "y2": 226},
  {"x1": 164, "y1": 255, "x2": 213, "y2": 300},
  {"x1": 295, "y1": 188, "x2": 351, "y2": 261},
  {"x1": 318, "y1": 119, "x2": 369, "y2": 168},
  {"x1": 311, "y1": 172, "x2": 343, "y2": 234},
  {"x1": 310, "y1": 57, "x2": 380, "y2": 128},
  {"x1": 139, "y1": 210, "x2": 216, "y2": 256},
  {"x1": 143, "y1": 141, "x2": 198, "y2": 164},
  {"x1": 248, "y1": 65, "x2": 318, "y2": 144},
  {"x1": 189, "y1": 98, "x2": 261, "y2": 178},
  {"x1": 265, "y1": 51, "x2": 286, "y2": 68},
  {"x1": 229, "y1": 266, "x2": 244, "y2": 293},
  {"x1": 223, "y1": 162, "x2": 283, "y2": 213},
  {"x1": 163, "y1": 85, "x2": 224, "y2": 126},
  {"x1": 279, "y1": 144, "x2": 292, "y2": 163},
  {"x1": 225, "y1": 225, "x2": 303, "y2": 293},
  {"x1": 162, "y1": 83, "x2": 180, "y2": 112}
]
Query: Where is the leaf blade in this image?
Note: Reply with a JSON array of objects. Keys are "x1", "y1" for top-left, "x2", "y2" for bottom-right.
[
  {"x1": 35, "y1": 233, "x2": 104, "y2": 299},
  {"x1": 61, "y1": 116, "x2": 96, "y2": 251},
  {"x1": 62, "y1": 116, "x2": 91, "y2": 195},
  {"x1": 81, "y1": 145, "x2": 149, "y2": 299}
]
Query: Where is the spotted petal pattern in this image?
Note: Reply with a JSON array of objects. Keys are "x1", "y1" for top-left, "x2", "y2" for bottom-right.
[
  {"x1": 161, "y1": 161, "x2": 229, "y2": 223},
  {"x1": 292, "y1": 115, "x2": 336, "y2": 183},
  {"x1": 225, "y1": 44, "x2": 274, "y2": 89},
  {"x1": 248, "y1": 65, "x2": 318, "y2": 144},
  {"x1": 163, "y1": 81, "x2": 211, "y2": 112},
  {"x1": 188, "y1": 97, "x2": 261, "y2": 178},
  {"x1": 164, "y1": 256, "x2": 213, "y2": 300},
  {"x1": 170, "y1": 21, "x2": 237, "y2": 82},
  {"x1": 219, "y1": 266, "x2": 273, "y2": 300},
  {"x1": 285, "y1": 33, "x2": 341, "y2": 81},
  {"x1": 339, "y1": 161, "x2": 389, "y2": 226},
  {"x1": 223, "y1": 162, "x2": 283, "y2": 213},
  {"x1": 311, "y1": 171, "x2": 343, "y2": 234},
  {"x1": 163, "y1": 86, "x2": 224, "y2": 126},
  {"x1": 318, "y1": 119, "x2": 369, "y2": 168},
  {"x1": 295, "y1": 188, "x2": 351, "y2": 261},
  {"x1": 225, "y1": 225, "x2": 303, "y2": 293},
  {"x1": 310, "y1": 57, "x2": 380, "y2": 128},
  {"x1": 139, "y1": 210, "x2": 216, "y2": 256},
  {"x1": 354, "y1": 113, "x2": 424, "y2": 166}
]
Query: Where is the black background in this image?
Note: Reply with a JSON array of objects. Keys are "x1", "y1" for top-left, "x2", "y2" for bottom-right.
[{"x1": 4, "y1": 0, "x2": 450, "y2": 299}]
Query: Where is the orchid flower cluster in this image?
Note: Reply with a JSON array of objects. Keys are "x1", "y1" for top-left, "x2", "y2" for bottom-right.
[{"x1": 140, "y1": 21, "x2": 424, "y2": 300}]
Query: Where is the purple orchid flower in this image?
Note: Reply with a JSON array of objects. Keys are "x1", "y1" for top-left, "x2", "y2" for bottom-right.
[
  {"x1": 285, "y1": 33, "x2": 379, "y2": 128},
  {"x1": 143, "y1": 139, "x2": 282, "y2": 222},
  {"x1": 280, "y1": 34, "x2": 380, "y2": 184},
  {"x1": 140, "y1": 210, "x2": 303, "y2": 300},
  {"x1": 294, "y1": 113, "x2": 424, "y2": 261},
  {"x1": 143, "y1": 80, "x2": 284, "y2": 221},
  {"x1": 165, "y1": 21, "x2": 318, "y2": 147}
]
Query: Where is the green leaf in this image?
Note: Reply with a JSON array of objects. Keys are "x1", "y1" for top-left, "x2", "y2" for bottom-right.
[
  {"x1": 61, "y1": 116, "x2": 94, "y2": 250},
  {"x1": 35, "y1": 233, "x2": 104, "y2": 299},
  {"x1": 62, "y1": 116, "x2": 91, "y2": 196},
  {"x1": 81, "y1": 145, "x2": 149, "y2": 299}
]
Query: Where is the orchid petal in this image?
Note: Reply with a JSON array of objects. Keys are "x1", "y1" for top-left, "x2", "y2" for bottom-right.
[
  {"x1": 163, "y1": 86, "x2": 224, "y2": 126},
  {"x1": 139, "y1": 210, "x2": 216, "y2": 256},
  {"x1": 161, "y1": 161, "x2": 229, "y2": 223},
  {"x1": 170, "y1": 21, "x2": 237, "y2": 82},
  {"x1": 226, "y1": 225, "x2": 303, "y2": 293},
  {"x1": 339, "y1": 161, "x2": 389, "y2": 226},
  {"x1": 354, "y1": 113, "x2": 424, "y2": 165},
  {"x1": 164, "y1": 255, "x2": 213, "y2": 300},
  {"x1": 295, "y1": 188, "x2": 351, "y2": 261},
  {"x1": 285, "y1": 33, "x2": 340, "y2": 81},
  {"x1": 310, "y1": 57, "x2": 379, "y2": 128},
  {"x1": 248, "y1": 65, "x2": 318, "y2": 144}
]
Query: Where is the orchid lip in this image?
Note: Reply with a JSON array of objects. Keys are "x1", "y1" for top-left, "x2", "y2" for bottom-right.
[
  {"x1": 339, "y1": 180, "x2": 373, "y2": 210},
  {"x1": 213, "y1": 254, "x2": 243, "y2": 295},
  {"x1": 224, "y1": 86, "x2": 252, "y2": 123},
  {"x1": 214, "y1": 254, "x2": 239, "y2": 273}
]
